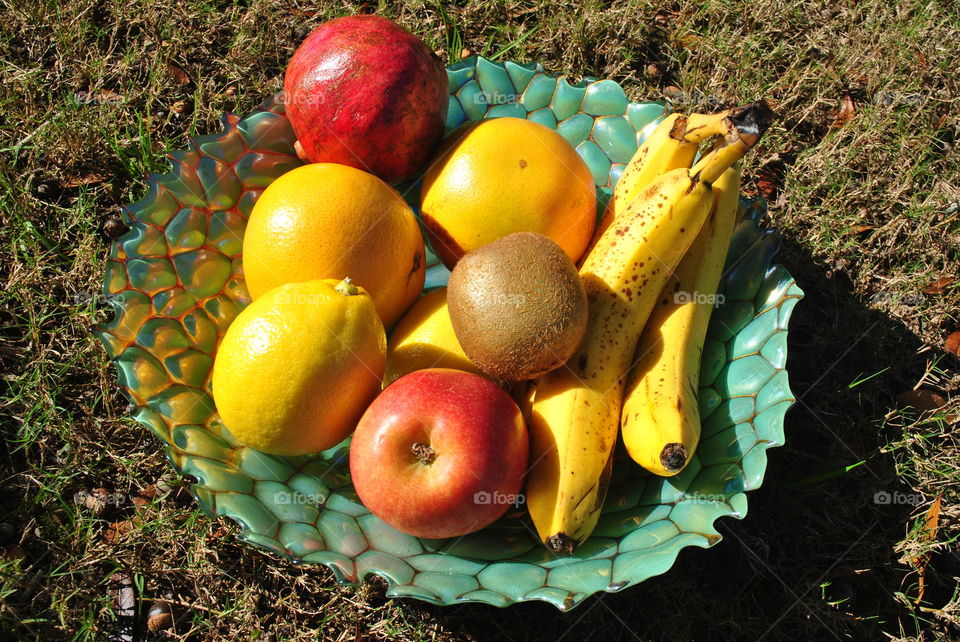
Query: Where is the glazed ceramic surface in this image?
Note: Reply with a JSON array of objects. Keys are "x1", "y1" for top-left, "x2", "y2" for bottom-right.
[{"x1": 96, "y1": 57, "x2": 803, "y2": 610}]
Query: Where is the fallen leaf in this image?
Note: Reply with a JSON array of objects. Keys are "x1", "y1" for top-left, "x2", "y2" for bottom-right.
[
  {"x1": 847, "y1": 224, "x2": 876, "y2": 235},
  {"x1": 675, "y1": 33, "x2": 701, "y2": 50},
  {"x1": 911, "y1": 495, "x2": 942, "y2": 604},
  {"x1": 755, "y1": 162, "x2": 786, "y2": 202},
  {"x1": 104, "y1": 520, "x2": 134, "y2": 543},
  {"x1": 923, "y1": 276, "x2": 955, "y2": 295},
  {"x1": 831, "y1": 94, "x2": 856, "y2": 128},
  {"x1": 846, "y1": 73, "x2": 868, "y2": 87},
  {"x1": 896, "y1": 390, "x2": 947, "y2": 413},
  {"x1": 508, "y1": 5, "x2": 538, "y2": 18},
  {"x1": 945, "y1": 332, "x2": 960, "y2": 356},
  {"x1": 80, "y1": 89, "x2": 125, "y2": 105},
  {"x1": 460, "y1": 48, "x2": 472, "y2": 60},
  {"x1": 61, "y1": 172, "x2": 109, "y2": 188},
  {"x1": 921, "y1": 496, "x2": 941, "y2": 542},
  {"x1": 166, "y1": 62, "x2": 191, "y2": 86}
]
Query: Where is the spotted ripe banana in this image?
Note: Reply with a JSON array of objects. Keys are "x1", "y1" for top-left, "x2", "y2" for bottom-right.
[
  {"x1": 590, "y1": 105, "x2": 750, "y2": 250},
  {"x1": 525, "y1": 147, "x2": 748, "y2": 554},
  {"x1": 620, "y1": 162, "x2": 742, "y2": 476},
  {"x1": 524, "y1": 101, "x2": 774, "y2": 553}
]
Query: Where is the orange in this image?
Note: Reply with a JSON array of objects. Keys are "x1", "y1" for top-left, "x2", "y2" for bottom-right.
[
  {"x1": 419, "y1": 117, "x2": 596, "y2": 268},
  {"x1": 243, "y1": 163, "x2": 425, "y2": 328}
]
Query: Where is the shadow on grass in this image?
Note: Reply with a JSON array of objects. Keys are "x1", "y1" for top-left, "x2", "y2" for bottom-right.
[{"x1": 404, "y1": 236, "x2": 951, "y2": 641}]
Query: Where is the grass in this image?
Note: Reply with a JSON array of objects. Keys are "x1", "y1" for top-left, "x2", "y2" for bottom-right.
[{"x1": 1, "y1": 0, "x2": 958, "y2": 639}]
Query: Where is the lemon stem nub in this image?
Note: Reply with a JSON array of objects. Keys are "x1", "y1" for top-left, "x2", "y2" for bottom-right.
[{"x1": 335, "y1": 277, "x2": 360, "y2": 296}]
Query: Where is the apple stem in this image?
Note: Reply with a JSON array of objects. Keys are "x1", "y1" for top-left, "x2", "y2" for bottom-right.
[{"x1": 411, "y1": 442, "x2": 436, "y2": 465}]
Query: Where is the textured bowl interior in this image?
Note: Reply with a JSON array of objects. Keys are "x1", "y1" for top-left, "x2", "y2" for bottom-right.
[{"x1": 96, "y1": 56, "x2": 803, "y2": 611}]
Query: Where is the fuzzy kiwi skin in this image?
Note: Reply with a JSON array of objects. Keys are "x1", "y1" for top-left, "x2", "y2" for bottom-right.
[{"x1": 447, "y1": 232, "x2": 588, "y2": 380}]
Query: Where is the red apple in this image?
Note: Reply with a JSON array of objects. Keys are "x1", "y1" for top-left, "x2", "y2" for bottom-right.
[
  {"x1": 349, "y1": 368, "x2": 529, "y2": 539},
  {"x1": 283, "y1": 15, "x2": 448, "y2": 183}
]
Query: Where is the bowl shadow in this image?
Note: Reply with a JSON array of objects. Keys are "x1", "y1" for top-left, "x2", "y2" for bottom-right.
[{"x1": 402, "y1": 234, "x2": 945, "y2": 641}]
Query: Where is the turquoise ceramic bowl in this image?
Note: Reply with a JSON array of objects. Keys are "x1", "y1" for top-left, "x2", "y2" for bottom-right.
[{"x1": 96, "y1": 57, "x2": 803, "y2": 611}]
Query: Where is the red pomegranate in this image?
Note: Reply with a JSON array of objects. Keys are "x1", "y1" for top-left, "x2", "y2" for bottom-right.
[{"x1": 283, "y1": 15, "x2": 449, "y2": 183}]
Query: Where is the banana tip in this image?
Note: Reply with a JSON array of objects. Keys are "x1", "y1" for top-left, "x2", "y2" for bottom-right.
[
  {"x1": 546, "y1": 533, "x2": 576, "y2": 555},
  {"x1": 659, "y1": 443, "x2": 689, "y2": 472}
]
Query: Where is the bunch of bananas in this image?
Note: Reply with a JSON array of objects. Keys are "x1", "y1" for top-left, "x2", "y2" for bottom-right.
[{"x1": 524, "y1": 102, "x2": 775, "y2": 553}]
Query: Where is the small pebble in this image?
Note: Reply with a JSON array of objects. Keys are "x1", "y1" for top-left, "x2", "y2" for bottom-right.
[
  {"x1": 34, "y1": 179, "x2": 62, "y2": 201},
  {"x1": 102, "y1": 214, "x2": 129, "y2": 240},
  {"x1": 146, "y1": 601, "x2": 173, "y2": 631}
]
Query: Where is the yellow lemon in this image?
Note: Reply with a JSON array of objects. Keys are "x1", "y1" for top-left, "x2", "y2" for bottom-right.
[
  {"x1": 419, "y1": 117, "x2": 596, "y2": 268},
  {"x1": 243, "y1": 163, "x2": 425, "y2": 328},
  {"x1": 385, "y1": 287, "x2": 482, "y2": 384},
  {"x1": 212, "y1": 279, "x2": 386, "y2": 455}
]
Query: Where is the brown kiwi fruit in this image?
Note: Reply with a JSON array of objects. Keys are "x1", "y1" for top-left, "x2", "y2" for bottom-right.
[{"x1": 447, "y1": 232, "x2": 588, "y2": 380}]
